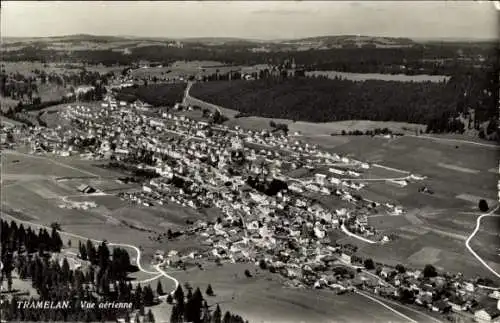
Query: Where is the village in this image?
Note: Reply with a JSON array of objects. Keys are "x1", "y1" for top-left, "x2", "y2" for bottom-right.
[{"x1": 2, "y1": 85, "x2": 500, "y2": 323}]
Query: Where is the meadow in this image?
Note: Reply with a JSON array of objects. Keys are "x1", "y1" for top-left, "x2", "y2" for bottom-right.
[
  {"x1": 305, "y1": 134, "x2": 499, "y2": 279},
  {"x1": 1, "y1": 149, "x2": 430, "y2": 322}
]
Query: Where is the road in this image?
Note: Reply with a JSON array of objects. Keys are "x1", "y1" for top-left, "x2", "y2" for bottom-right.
[
  {"x1": 341, "y1": 224, "x2": 377, "y2": 244},
  {"x1": 0, "y1": 211, "x2": 179, "y2": 292},
  {"x1": 465, "y1": 206, "x2": 500, "y2": 279},
  {"x1": 354, "y1": 290, "x2": 418, "y2": 323},
  {"x1": 2, "y1": 209, "x2": 439, "y2": 322}
]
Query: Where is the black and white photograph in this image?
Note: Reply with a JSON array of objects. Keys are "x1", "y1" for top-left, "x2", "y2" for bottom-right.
[{"x1": 0, "y1": 1, "x2": 499, "y2": 322}]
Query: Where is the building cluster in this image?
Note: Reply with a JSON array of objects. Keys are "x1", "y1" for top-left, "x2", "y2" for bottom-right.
[{"x1": 4, "y1": 89, "x2": 498, "y2": 322}]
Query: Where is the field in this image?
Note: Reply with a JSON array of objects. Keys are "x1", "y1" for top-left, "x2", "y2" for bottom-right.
[
  {"x1": 130, "y1": 60, "x2": 240, "y2": 79},
  {"x1": 302, "y1": 134, "x2": 499, "y2": 279},
  {"x1": 305, "y1": 70, "x2": 451, "y2": 83},
  {"x1": 1, "y1": 148, "x2": 435, "y2": 322},
  {"x1": 169, "y1": 262, "x2": 421, "y2": 323},
  {"x1": 0, "y1": 61, "x2": 126, "y2": 76}
]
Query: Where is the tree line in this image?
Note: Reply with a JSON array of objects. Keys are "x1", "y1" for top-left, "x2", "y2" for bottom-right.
[
  {"x1": 169, "y1": 284, "x2": 248, "y2": 323},
  {"x1": 1, "y1": 219, "x2": 251, "y2": 322},
  {"x1": 3, "y1": 41, "x2": 495, "y2": 76},
  {"x1": 190, "y1": 72, "x2": 497, "y2": 133},
  {"x1": 114, "y1": 83, "x2": 186, "y2": 107}
]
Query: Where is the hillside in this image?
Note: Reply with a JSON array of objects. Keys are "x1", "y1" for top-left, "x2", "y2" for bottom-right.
[{"x1": 189, "y1": 77, "x2": 495, "y2": 129}]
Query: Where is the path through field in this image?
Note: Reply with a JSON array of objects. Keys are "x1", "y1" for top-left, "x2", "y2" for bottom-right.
[{"x1": 465, "y1": 206, "x2": 500, "y2": 279}]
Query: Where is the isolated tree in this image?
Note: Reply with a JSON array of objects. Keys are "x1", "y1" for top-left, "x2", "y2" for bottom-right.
[
  {"x1": 7, "y1": 275, "x2": 12, "y2": 292},
  {"x1": 479, "y1": 199, "x2": 489, "y2": 212},
  {"x1": 423, "y1": 264, "x2": 438, "y2": 278},
  {"x1": 146, "y1": 309, "x2": 155, "y2": 323},
  {"x1": 156, "y1": 281, "x2": 164, "y2": 296},
  {"x1": 86, "y1": 239, "x2": 96, "y2": 264},
  {"x1": 170, "y1": 303, "x2": 183, "y2": 323},
  {"x1": 143, "y1": 285, "x2": 155, "y2": 306},
  {"x1": 223, "y1": 311, "x2": 232, "y2": 323},
  {"x1": 395, "y1": 264, "x2": 406, "y2": 274},
  {"x1": 206, "y1": 284, "x2": 214, "y2": 297},
  {"x1": 364, "y1": 258, "x2": 375, "y2": 270},
  {"x1": 211, "y1": 305, "x2": 222, "y2": 323},
  {"x1": 201, "y1": 301, "x2": 211, "y2": 323},
  {"x1": 244, "y1": 269, "x2": 252, "y2": 278},
  {"x1": 174, "y1": 285, "x2": 184, "y2": 305},
  {"x1": 166, "y1": 294, "x2": 173, "y2": 304}
]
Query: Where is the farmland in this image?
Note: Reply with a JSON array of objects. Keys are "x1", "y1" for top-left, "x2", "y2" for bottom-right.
[
  {"x1": 170, "y1": 263, "x2": 420, "y2": 323},
  {"x1": 299, "y1": 133, "x2": 499, "y2": 279},
  {"x1": 0, "y1": 149, "x2": 424, "y2": 323}
]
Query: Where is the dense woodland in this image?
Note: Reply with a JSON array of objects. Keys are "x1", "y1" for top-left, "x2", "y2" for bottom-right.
[
  {"x1": 190, "y1": 69, "x2": 498, "y2": 133},
  {"x1": 2, "y1": 41, "x2": 496, "y2": 76},
  {"x1": 0, "y1": 220, "x2": 248, "y2": 322},
  {"x1": 115, "y1": 83, "x2": 186, "y2": 107},
  {"x1": 0, "y1": 67, "x2": 113, "y2": 104}
]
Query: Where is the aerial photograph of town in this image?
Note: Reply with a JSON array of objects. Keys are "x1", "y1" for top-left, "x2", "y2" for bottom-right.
[{"x1": 0, "y1": 1, "x2": 499, "y2": 322}]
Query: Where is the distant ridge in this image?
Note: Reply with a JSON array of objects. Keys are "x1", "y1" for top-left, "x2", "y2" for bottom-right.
[{"x1": 1, "y1": 33, "x2": 495, "y2": 44}]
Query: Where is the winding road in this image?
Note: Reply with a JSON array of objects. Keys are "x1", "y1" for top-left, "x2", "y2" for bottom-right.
[
  {"x1": 0, "y1": 211, "x2": 179, "y2": 293},
  {"x1": 340, "y1": 224, "x2": 378, "y2": 244},
  {"x1": 465, "y1": 205, "x2": 500, "y2": 279},
  {"x1": 2, "y1": 209, "x2": 434, "y2": 322}
]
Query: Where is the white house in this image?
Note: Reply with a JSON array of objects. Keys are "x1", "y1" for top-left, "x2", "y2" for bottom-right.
[
  {"x1": 315, "y1": 173, "x2": 327, "y2": 186},
  {"x1": 474, "y1": 308, "x2": 500, "y2": 323}
]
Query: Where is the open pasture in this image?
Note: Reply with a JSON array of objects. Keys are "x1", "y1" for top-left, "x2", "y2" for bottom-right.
[
  {"x1": 1, "y1": 151, "x2": 215, "y2": 269},
  {"x1": 0, "y1": 61, "x2": 124, "y2": 76},
  {"x1": 356, "y1": 231, "x2": 499, "y2": 279},
  {"x1": 367, "y1": 215, "x2": 412, "y2": 231},
  {"x1": 289, "y1": 120, "x2": 425, "y2": 136},
  {"x1": 2, "y1": 151, "x2": 93, "y2": 178},
  {"x1": 323, "y1": 135, "x2": 498, "y2": 206},
  {"x1": 1, "y1": 61, "x2": 79, "y2": 76},
  {"x1": 354, "y1": 165, "x2": 406, "y2": 180},
  {"x1": 172, "y1": 263, "x2": 413, "y2": 323}
]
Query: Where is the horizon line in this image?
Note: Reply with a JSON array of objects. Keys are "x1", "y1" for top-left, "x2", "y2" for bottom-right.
[{"x1": 1, "y1": 33, "x2": 497, "y2": 42}]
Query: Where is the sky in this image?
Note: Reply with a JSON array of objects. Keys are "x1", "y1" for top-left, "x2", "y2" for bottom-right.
[{"x1": 1, "y1": 1, "x2": 499, "y2": 40}]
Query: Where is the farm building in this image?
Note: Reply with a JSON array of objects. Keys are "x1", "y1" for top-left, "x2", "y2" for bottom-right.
[{"x1": 77, "y1": 184, "x2": 96, "y2": 194}]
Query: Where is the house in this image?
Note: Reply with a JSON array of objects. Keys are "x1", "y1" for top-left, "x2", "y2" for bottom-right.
[
  {"x1": 474, "y1": 307, "x2": 500, "y2": 322},
  {"x1": 154, "y1": 250, "x2": 165, "y2": 262},
  {"x1": 315, "y1": 173, "x2": 327, "y2": 186},
  {"x1": 329, "y1": 168, "x2": 345, "y2": 176},
  {"x1": 448, "y1": 296, "x2": 468, "y2": 312},
  {"x1": 463, "y1": 282, "x2": 475, "y2": 293},
  {"x1": 77, "y1": 184, "x2": 96, "y2": 194},
  {"x1": 489, "y1": 291, "x2": 500, "y2": 300},
  {"x1": 432, "y1": 300, "x2": 451, "y2": 313},
  {"x1": 340, "y1": 253, "x2": 351, "y2": 264}
]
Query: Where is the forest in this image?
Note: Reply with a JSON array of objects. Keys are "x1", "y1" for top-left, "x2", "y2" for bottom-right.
[
  {"x1": 2, "y1": 41, "x2": 496, "y2": 76},
  {"x1": 115, "y1": 83, "x2": 186, "y2": 107},
  {"x1": 190, "y1": 70, "x2": 498, "y2": 132},
  {"x1": 0, "y1": 220, "x2": 249, "y2": 323}
]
